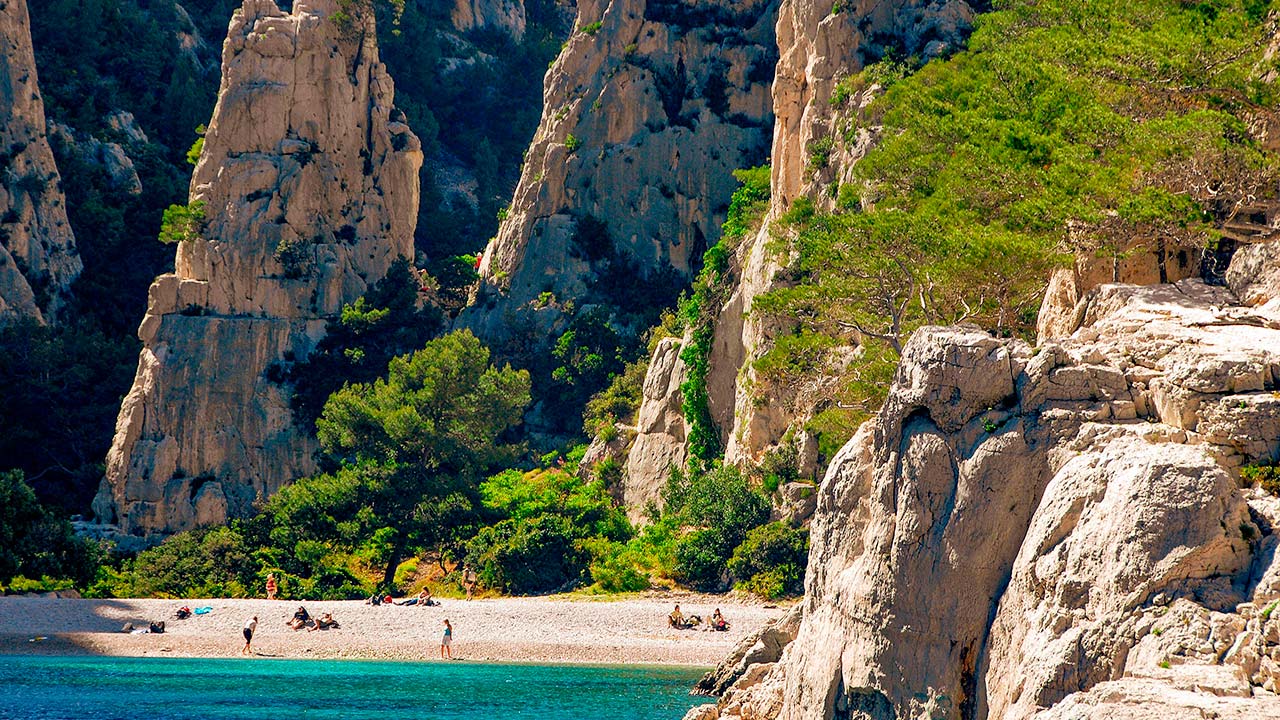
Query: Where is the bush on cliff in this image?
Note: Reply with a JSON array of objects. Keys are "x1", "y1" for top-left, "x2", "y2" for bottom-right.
[{"x1": 754, "y1": 0, "x2": 1280, "y2": 450}]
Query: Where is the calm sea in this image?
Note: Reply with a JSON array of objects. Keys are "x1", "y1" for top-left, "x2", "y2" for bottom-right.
[{"x1": 0, "y1": 655, "x2": 713, "y2": 720}]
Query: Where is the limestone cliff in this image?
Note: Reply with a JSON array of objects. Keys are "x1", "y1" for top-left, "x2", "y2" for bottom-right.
[
  {"x1": 622, "y1": 0, "x2": 979, "y2": 510},
  {"x1": 451, "y1": 0, "x2": 526, "y2": 41},
  {"x1": 461, "y1": 0, "x2": 778, "y2": 348},
  {"x1": 687, "y1": 243, "x2": 1280, "y2": 720},
  {"x1": 0, "y1": 0, "x2": 80, "y2": 323},
  {"x1": 94, "y1": 0, "x2": 422, "y2": 539}
]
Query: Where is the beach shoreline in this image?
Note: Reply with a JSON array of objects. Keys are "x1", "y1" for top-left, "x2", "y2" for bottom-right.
[{"x1": 0, "y1": 594, "x2": 787, "y2": 666}]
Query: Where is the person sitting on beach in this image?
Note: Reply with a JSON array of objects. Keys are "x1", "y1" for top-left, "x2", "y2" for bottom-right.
[
  {"x1": 711, "y1": 609, "x2": 730, "y2": 632},
  {"x1": 366, "y1": 593, "x2": 382, "y2": 606},
  {"x1": 309, "y1": 613, "x2": 339, "y2": 631},
  {"x1": 288, "y1": 606, "x2": 311, "y2": 630},
  {"x1": 669, "y1": 604, "x2": 686, "y2": 629},
  {"x1": 174, "y1": 606, "x2": 192, "y2": 620}
]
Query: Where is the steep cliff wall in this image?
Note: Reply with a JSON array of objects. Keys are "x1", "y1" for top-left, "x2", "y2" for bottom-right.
[
  {"x1": 623, "y1": 0, "x2": 978, "y2": 510},
  {"x1": 688, "y1": 243, "x2": 1280, "y2": 719},
  {"x1": 94, "y1": 0, "x2": 422, "y2": 539},
  {"x1": 0, "y1": 0, "x2": 80, "y2": 323},
  {"x1": 461, "y1": 0, "x2": 778, "y2": 347}
]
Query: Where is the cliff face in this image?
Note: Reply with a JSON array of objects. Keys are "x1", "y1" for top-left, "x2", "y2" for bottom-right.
[
  {"x1": 94, "y1": 0, "x2": 422, "y2": 539},
  {"x1": 461, "y1": 0, "x2": 777, "y2": 347},
  {"x1": 0, "y1": 0, "x2": 80, "y2": 323},
  {"x1": 688, "y1": 243, "x2": 1280, "y2": 720},
  {"x1": 622, "y1": 0, "x2": 978, "y2": 510},
  {"x1": 451, "y1": 0, "x2": 527, "y2": 41}
]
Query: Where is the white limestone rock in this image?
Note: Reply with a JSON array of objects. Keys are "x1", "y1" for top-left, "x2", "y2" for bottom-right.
[
  {"x1": 0, "y1": 0, "x2": 81, "y2": 323},
  {"x1": 96, "y1": 0, "x2": 422, "y2": 539}
]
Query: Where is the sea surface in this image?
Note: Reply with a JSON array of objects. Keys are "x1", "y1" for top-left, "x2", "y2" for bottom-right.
[{"x1": 0, "y1": 655, "x2": 713, "y2": 720}]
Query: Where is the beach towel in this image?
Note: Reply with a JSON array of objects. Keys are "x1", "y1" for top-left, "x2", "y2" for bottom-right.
[{"x1": 194, "y1": 606, "x2": 213, "y2": 615}]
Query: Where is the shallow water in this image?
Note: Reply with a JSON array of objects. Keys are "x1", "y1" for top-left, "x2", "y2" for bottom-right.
[{"x1": 0, "y1": 655, "x2": 713, "y2": 720}]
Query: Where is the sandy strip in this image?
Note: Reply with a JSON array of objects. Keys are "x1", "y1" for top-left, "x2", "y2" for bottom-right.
[{"x1": 0, "y1": 593, "x2": 789, "y2": 666}]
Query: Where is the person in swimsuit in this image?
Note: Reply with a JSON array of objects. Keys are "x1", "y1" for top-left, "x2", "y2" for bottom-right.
[
  {"x1": 441, "y1": 619, "x2": 453, "y2": 659},
  {"x1": 242, "y1": 616, "x2": 257, "y2": 655},
  {"x1": 265, "y1": 573, "x2": 278, "y2": 601}
]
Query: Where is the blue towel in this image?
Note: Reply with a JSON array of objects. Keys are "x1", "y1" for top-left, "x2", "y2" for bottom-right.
[{"x1": 193, "y1": 606, "x2": 213, "y2": 615}]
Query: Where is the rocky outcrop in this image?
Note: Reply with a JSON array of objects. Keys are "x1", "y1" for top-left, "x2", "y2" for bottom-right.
[
  {"x1": 690, "y1": 243, "x2": 1280, "y2": 719},
  {"x1": 1036, "y1": 239, "x2": 1202, "y2": 340},
  {"x1": 622, "y1": 0, "x2": 980, "y2": 496},
  {"x1": 451, "y1": 0, "x2": 526, "y2": 41},
  {"x1": 48, "y1": 119, "x2": 144, "y2": 196},
  {"x1": 622, "y1": 336, "x2": 689, "y2": 516},
  {"x1": 0, "y1": 0, "x2": 80, "y2": 323},
  {"x1": 94, "y1": 0, "x2": 422, "y2": 539},
  {"x1": 461, "y1": 0, "x2": 778, "y2": 348},
  {"x1": 694, "y1": 604, "x2": 803, "y2": 697}
]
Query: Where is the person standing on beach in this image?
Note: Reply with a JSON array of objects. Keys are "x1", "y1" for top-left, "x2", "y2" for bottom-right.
[
  {"x1": 242, "y1": 616, "x2": 258, "y2": 655},
  {"x1": 463, "y1": 566, "x2": 477, "y2": 600},
  {"x1": 441, "y1": 619, "x2": 454, "y2": 659},
  {"x1": 265, "y1": 573, "x2": 278, "y2": 601}
]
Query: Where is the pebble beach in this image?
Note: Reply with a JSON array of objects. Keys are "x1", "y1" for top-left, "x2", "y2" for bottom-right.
[{"x1": 0, "y1": 594, "x2": 788, "y2": 666}]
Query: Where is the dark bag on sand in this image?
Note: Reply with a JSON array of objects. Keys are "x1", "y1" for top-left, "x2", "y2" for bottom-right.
[{"x1": 149, "y1": 621, "x2": 165, "y2": 634}]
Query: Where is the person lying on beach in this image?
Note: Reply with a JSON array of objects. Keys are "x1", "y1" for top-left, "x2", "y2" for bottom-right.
[
  {"x1": 397, "y1": 589, "x2": 435, "y2": 607},
  {"x1": 288, "y1": 606, "x2": 311, "y2": 630},
  {"x1": 308, "y1": 613, "x2": 339, "y2": 631}
]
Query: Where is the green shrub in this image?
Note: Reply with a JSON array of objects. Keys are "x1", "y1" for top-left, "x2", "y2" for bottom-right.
[
  {"x1": 580, "y1": 21, "x2": 603, "y2": 35},
  {"x1": 728, "y1": 522, "x2": 809, "y2": 599},
  {"x1": 1242, "y1": 463, "x2": 1280, "y2": 496},
  {"x1": 157, "y1": 201, "x2": 206, "y2": 244},
  {"x1": 466, "y1": 515, "x2": 584, "y2": 594}
]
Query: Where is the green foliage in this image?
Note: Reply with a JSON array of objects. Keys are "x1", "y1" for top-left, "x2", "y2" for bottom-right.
[
  {"x1": 0, "y1": 470, "x2": 97, "y2": 589},
  {"x1": 565, "y1": 133, "x2": 583, "y2": 152},
  {"x1": 0, "y1": 320, "x2": 138, "y2": 511},
  {"x1": 582, "y1": 352, "x2": 648, "y2": 436},
  {"x1": 1242, "y1": 463, "x2": 1280, "y2": 496},
  {"x1": 728, "y1": 522, "x2": 809, "y2": 599},
  {"x1": 92, "y1": 525, "x2": 257, "y2": 599},
  {"x1": 580, "y1": 21, "x2": 603, "y2": 36},
  {"x1": 547, "y1": 307, "x2": 625, "y2": 427},
  {"x1": 676, "y1": 168, "x2": 772, "y2": 464},
  {"x1": 284, "y1": 259, "x2": 444, "y2": 428},
  {"x1": 464, "y1": 467, "x2": 631, "y2": 594},
  {"x1": 316, "y1": 329, "x2": 531, "y2": 585},
  {"x1": 806, "y1": 136, "x2": 835, "y2": 174},
  {"x1": 721, "y1": 165, "x2": 771, "y2": 242},
  {"x1": 157, "y1": 201, "x2": 206, "y2": 245},
  {"x1": 664, "y1": 465, "x2": 771, "y2": 591},
  {"x1": 186, "y1": 125, "x2": 206, "y2": 166},
  {"x1": 756, "y1": 0, "x2": 1280, "y2": 435}
]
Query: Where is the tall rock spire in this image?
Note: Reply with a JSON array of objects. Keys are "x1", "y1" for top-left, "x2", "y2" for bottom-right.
[
  {"x1": 0, "y1": 0, "x2": 81, "y2": 324},
  {"x1": 94, "y1": 0, "x2": 422, "y2": 539}
]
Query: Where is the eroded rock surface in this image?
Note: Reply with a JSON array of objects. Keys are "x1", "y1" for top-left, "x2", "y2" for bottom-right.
[
  {"x1": 461, "y1": 0, "x2": 778, "y2": 349},
  {"x1": 690, "y1": 246, "x2": 1280, "y2": 719},
  {"x1": 0, "y1": 0, "x2": 80, "y2": 323},
  {"x1": 451, "y1": 0, "x2": 526, "y2": 41},
  {"x1": 95, "y1": 0, "x2": 422, "y2": 539}
]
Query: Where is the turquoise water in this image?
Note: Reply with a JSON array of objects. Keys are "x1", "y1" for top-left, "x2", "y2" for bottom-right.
[{"x1": 0, "y1": 655, "x2": 713, "y2": 720}]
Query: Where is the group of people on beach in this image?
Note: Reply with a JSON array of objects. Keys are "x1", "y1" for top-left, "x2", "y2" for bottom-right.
[{"x1": 668, "y1": 604, "x2": 730, "y2": 632}]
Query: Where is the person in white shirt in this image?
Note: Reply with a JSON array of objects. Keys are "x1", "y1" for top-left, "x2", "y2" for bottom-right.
[{"x1": 242, "y1": 616, "x2": 258, "y2": 655}]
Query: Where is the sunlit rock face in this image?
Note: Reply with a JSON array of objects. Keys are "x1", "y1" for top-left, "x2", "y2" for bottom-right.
[
  {"x1": 0, "y1": 0, "x2": 81, "y2": 324},
  {"x1": 95, "y1": 0, "x2": 422, "y2": 540},
  {"x1": 689, "y1": 242, "x2": 1280, "y2": 720}
]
